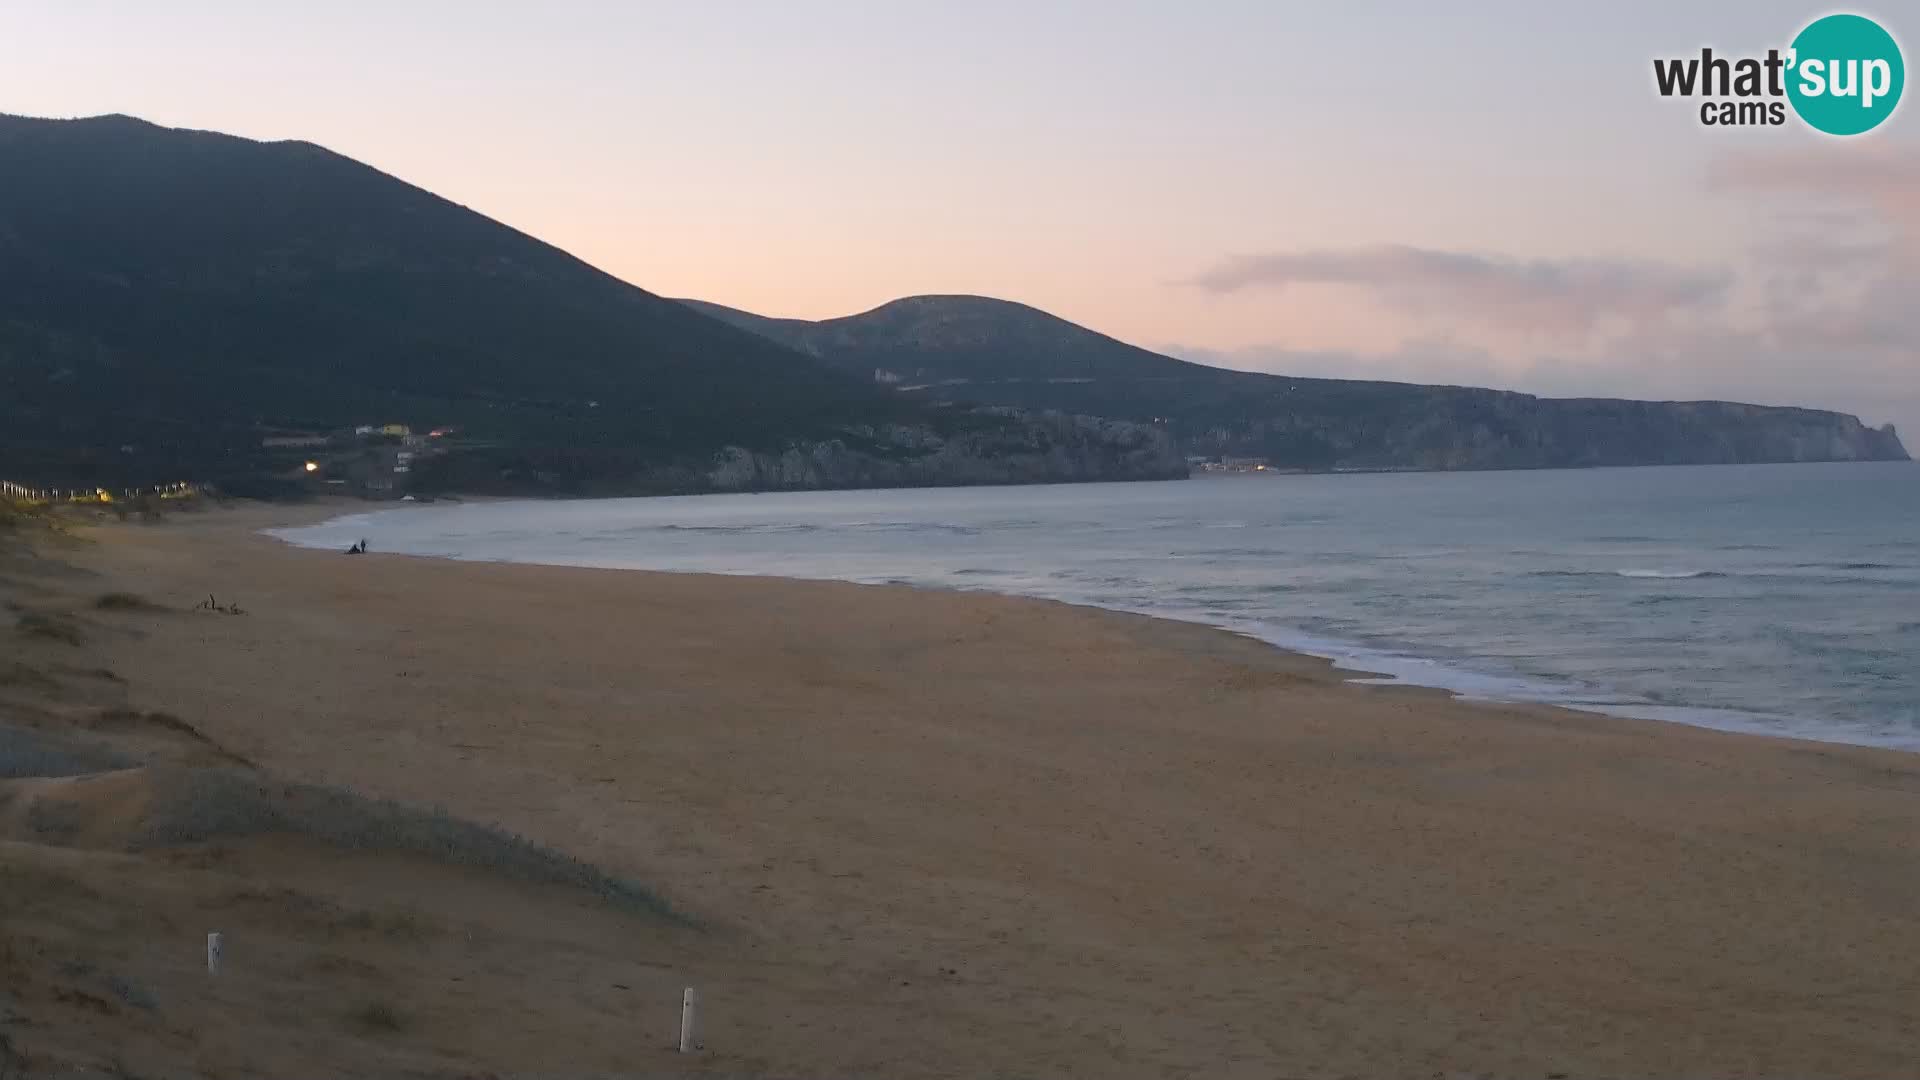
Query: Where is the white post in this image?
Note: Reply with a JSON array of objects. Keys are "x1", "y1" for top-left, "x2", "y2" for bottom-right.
[
  {"x1": 206, "y1": 932, "x2": 223, "y2": 975},
  {"x1": 679, "y1": 987, "x2": 701, "y2": 1053}
]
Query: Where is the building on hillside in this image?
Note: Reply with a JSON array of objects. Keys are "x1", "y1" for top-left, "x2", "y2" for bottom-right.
[{"x1": 260, "y1": 432, "x2": 330, "y2": 449}]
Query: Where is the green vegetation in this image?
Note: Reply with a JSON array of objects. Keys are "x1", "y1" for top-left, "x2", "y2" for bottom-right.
[
  {"x1": 0, "y1": 661, "x2": 59, "y2": 691},
  {"x1": 15, "y1": 611, "x2": 83, "y2": 646},
  {"x1": 94, "y1": 591, "x2": 165, "y2": 612},
  {"x1": 134, "y1": 768, "x2": 680, "y2": 918},
  {"x1": 336, "y1": 907, "x2": 431, "y2": 940},
  {"x1": 1, "y1": 115, "x2": 1188, "y2": 493},
  {"x1": 346, "y1": 1001, "x2": 407, "y2": 1034},
  {"x1": 688, "y1": 295, "x2": 1911, "y2": 470},
  {"x1": 0, "y1": 113, "x2": 929, "y2": 492},
  {"x1": 0, "y1": 724, "x2": 134, "y2": 779}
]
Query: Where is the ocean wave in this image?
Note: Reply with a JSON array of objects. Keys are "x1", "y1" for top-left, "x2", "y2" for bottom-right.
[
  {"x1": 1631, "y1": 594, "x2": 1699, "y2": 606},
  {"x1": 1529, "y1": 569, "x2": 1726, "y2": 580},
  {"x1": 658, "y1": 523, "x2": 821, "y2": 535},
  {"x1": 1794, "y1": 561, "x2": 1901, "y2": 571}
]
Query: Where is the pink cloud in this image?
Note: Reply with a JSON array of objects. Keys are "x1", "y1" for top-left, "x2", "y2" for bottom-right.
[{"x1": 1184, "y1": 245, "x2": 1729, "y2": 337}]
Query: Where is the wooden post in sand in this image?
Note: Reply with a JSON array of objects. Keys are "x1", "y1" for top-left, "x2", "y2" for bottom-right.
[
  {"x1": 206, "y1": 932, "x2": 223, "y2": 975},
  {"x1": 679, "y1": 987, "x2": 701, "y2": 1053}
]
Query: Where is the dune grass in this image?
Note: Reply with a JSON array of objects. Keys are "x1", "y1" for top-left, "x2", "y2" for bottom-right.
[
  {"x1": 135, "y1": 768, "x2": 682, "y2": 920},
  {"x1": 347, "y1": 1000, "x2": 407, "y2": 1034},
  {"x1": 0, "y1": 661, "x2": 60, "y2": 692},
  {"x1": 0, "y1": 724, "x2": 134, "y2": 780},
  {"x1": 94, "y1": 591, "x2": 167, "y2": 613},
  {"x1": 15, "y1": 612, "x2": 84, "y2": 646}
]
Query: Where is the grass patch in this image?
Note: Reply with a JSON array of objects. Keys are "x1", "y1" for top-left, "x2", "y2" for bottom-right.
[
  {"x1": 0, "y1": 661, "x2": 60, "y2": 692},
  {"x1": 94, "y1": 709, "x2": 210, "y2": 741},
  {"x1": 87, "y1": 710, "x2": 251, "y2": 766},
  {"x1": 53, "y1": 665, "x2": 122, "y2": 682},
  {"x1": 105, "y1": 973, "x2": 159, "y2": 1012},
  {"x1": 136, "y1": 768, "x2": 682, "y2": 920},
  {"x1": 26, "y1": 799, "x2": 88, "y2": 843},
  {"x1": 15, "y1": 612, "x2": 83, "y2": 646},
  {"x1": 0, "y1": 724, "x2": 135, "y2": 779},
  {"x1": 347, "y1": 1000, "x2": 407, "y2": 1033},
  {"x1": 336, "y1": 907, "x2": 431, "y2": 940},
  {"x1": 0, "y1": 500, "x2": 45, "y2": 531},
  {"x1": 94, "y1": 591, "x2": 166, "y2": 613}
]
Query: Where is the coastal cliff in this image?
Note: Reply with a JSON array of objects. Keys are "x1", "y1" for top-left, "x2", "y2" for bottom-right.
[
  {"x1": 686, "y1": 296, "x2": 1911, "y2": 471},
  {"x1": 697, "y1": 412, "x2": 1186, "y2": 491},
  {"x1": 414, "y1": 411, "x2": 1187, "y2": 495},
  {"x1": 1180, "y1": 392, "x2": 1909, "y2": 471}
]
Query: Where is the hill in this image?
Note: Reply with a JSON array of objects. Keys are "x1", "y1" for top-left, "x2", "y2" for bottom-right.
[
  {"x1": 684, "y1": 295, "x2": 1911, "y2": 470},
  {"x1": 0, "y1": 115, "x2": 1182, "y2": 493}
]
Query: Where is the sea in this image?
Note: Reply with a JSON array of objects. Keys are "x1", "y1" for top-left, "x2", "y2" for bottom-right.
[{"x1": 273, "y1": 460, "x2": 1920, "y2": 751}]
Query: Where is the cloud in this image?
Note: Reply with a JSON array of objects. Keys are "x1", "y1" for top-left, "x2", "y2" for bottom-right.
[
  {"x1": 1710, "y1": 146, "x2": 1920, "y2": 361},
  {"x1": 1707, "y1": 144, "x2": 1920, "y2": 247},
  {"x1": 1169, "y1": 146, "x2": 1920, "y2": 441},
  {"x1": 1183, "y1": 245, "x2": 1730, "y2": 337},
  {"x1": 1163, "y1": 336, "x2": 1917, "y2": 448}
]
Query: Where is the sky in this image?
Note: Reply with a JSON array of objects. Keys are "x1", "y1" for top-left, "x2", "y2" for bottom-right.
[{"x1": 3, "y1": 1, "x2": 1916, "y2": 439}]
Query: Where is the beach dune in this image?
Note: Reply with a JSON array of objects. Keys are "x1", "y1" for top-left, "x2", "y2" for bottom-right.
[{"x1": 6, "y1": 502, "x2": 1919, "y2": 1078}]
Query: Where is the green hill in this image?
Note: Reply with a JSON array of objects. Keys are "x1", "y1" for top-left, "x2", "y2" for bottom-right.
[
  {"x1": 0, "y1": 115, "x2": 1181, "y2": 493},
  {"x1": 683, "y1": 295, "x2": 1910, "y2": 470}
]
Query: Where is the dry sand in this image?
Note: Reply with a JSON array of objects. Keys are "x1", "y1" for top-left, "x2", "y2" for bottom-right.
[{"x1": 4, "y1": 499, "x2": 1919, "y2": 1079}]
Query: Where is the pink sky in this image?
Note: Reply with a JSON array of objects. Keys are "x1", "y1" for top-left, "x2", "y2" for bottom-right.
[{"x1": 3, "y1": 1, "x2": 1915, "y2": 436}]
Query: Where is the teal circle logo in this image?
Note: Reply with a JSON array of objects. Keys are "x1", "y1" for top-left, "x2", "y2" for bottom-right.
[{"x1": 1787, "y1": 14, "x2": 1905, "y2": 135}]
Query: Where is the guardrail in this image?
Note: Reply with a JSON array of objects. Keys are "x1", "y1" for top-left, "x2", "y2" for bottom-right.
[{"x1": 1, "y1": 480, "x2": 198, "y2": 504}]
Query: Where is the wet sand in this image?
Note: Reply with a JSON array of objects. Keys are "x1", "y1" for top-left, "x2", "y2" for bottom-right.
[{"x1": 9, "y1": 499, "x2": 1920, "y2": 1078}]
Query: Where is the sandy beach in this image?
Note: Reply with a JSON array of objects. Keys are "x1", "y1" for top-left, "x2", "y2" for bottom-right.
[{"x1": 5, "y1": 499, "x2": 1919, "y2": 1079}]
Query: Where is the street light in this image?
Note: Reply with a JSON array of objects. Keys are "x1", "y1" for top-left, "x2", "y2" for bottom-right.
[{"x1": 304, "y1": 461, "x2": 320, "y2": 473}]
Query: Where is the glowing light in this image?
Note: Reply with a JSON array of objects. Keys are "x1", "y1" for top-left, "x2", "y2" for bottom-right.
[{"x1": 304, "y1": 461, "x2": 320, "y2": 473}]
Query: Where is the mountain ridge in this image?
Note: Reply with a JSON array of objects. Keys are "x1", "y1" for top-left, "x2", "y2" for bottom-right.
[
  {"x1": 0, "y1": 113, "x2": 1184, "y2": 493},
  {"x1": 680, "y1": 296, "x2": 1910, "y2": 470}
]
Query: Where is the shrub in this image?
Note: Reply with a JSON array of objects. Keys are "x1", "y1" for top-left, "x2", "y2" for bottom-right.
[
  {"x1": 135, "y1": 769, "x2": 681, "y2": 920},
  {"x1": 106, "y1": 974, "x2": 159, "y2": 1012},
  {"x1": 348, "y1": 1000, "x2": 406, "y2": 1033},
  {"x1": 94, "y1": 592, "x2": 165, "y2": 613},
  {"x1": 0, "y1": 724, "x2": 133, "y2": 779},
  {"x1": 15, "y1": 612, "x2": 83, "y2": 646},
  {"x1": 0, "y1": 662, "x2": 59, "y2": 691}
]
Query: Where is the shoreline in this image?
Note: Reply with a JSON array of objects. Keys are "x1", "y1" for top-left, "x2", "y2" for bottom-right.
[
  {"x1": 269, "y1": 496, "x2": 1915, "y2": 755},
  {"x1": 12, "y1": 499, "x2": 1920, "y2": 1077}
]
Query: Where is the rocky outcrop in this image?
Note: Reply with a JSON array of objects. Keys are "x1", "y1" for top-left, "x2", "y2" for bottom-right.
[
  {"x1": 694, "y1": 412, "x2": 1187, "y2": 491},
  {"x1": 683, "y1": 296, "x2": 1911, "y2": 471},
  {"x1": 1182, "y1": 394, "x2": 1910, "y2": 470},
  {"x1": 417, "y1": 411, "x2": 1187, "y2": 496}
]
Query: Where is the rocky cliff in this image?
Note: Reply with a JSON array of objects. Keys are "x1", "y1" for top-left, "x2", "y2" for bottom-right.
[
  {"x1": 1182, "y1": 392, "x2": 1910, "y2": 471},
  {"x1": 413, "y1": 411, "x2": 1186, "y2": 496},
  {"x1": 686, "y1": 296, "x2": 1911, "y2": 471},
  {"x1": 694, "y1": 412, "x2": 1186, "y2": 491}
]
